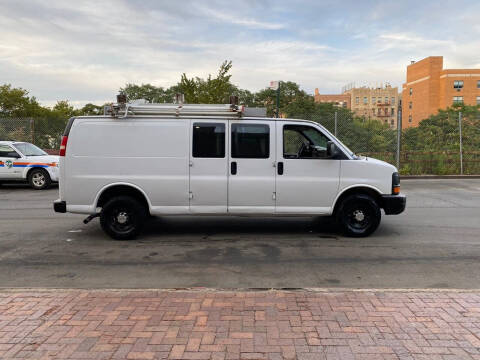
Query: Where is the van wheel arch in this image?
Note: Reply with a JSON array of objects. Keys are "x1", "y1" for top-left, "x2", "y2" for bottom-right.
[
  {"x1": 333, "y1": 187, "x2": 382, "y2": 216},
  {"x1": 97, "y1": 185, "x2": 150, "y2": 215}
]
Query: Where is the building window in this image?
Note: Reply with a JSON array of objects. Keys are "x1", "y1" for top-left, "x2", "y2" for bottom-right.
[
  {"x1": 385, "y1": 97, "x2": 388, "y2": 104},
  {"x1": 409, "y1": 88, "x2": 412, "y2": 95},
  {"x1": 355, "y1": 97, "x2": 359, "y2": 104},
  {"x1": 363, "y1": 97, "x2": 368, "y2": 104},
  {"x1": 391, "y1": 108, "x2": 395, "y2": 116},
  {"x1": 391, "y1": 119, "x2": 394, "y2": 126},
  {"x1": 378, "y1": 108, "x2": 381, "y2": 115},
  {"x1": 409, "y1": 102, "x2": 412, "y2": 109},
  {"x1": 408, "y1": 115, "x2": 412, "y2": 123},
  {"x1": 453, "y1": 96, "x2": 464, "y2": 104},
  {"x1": 477, "y1": 80, "x2": 480, "y2": 89},
  {"x1": 391, "y1": 97, "x2": 395, "y2": 105},
  {"x1": 477, "y1": 96, "x2": 480, "y2": 105},
  {"x1": 453, "y1": 80, "x2": 464, "y2": 89},
  {"x1": 372, "y1": 96, "x2": 376, "y2": 103}
]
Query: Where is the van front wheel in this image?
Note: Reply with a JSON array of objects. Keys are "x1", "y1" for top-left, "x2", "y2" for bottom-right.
[
  {"x1": 100, "y1": 196, "x2": 146, "y2": 240},
  {"x1": 336, "y1": 194, "x2": 381, "y2": 237}
]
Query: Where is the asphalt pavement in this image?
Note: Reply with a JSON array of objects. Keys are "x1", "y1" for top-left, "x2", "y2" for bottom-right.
[{"x1": 0, "y1": 179, "x2": 479, "y2": 289}]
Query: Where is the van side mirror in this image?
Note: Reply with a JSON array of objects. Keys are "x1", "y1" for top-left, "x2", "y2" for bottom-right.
[{"x1": 326, "y1": 141, "x2": 339, "y2": 158}]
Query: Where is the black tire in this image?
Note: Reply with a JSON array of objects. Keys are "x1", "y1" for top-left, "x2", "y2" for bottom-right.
[
  {"x1": 336, "y1": 194, "x2": 381, "y2": 237},
  {"x1": 100, "y1": 196, "x2": 147, "y2": 240},
  {"x1": 28, "y1": 168, "x2": 51, "y2": 190}
]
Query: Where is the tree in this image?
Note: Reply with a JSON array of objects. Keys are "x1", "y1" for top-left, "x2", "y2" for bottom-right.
[
  {"x1": 178, "y1": 60, "x2": 237, "y2": 104},
  {"x1": 0, "y1": 84, "x2": 43, "y2": 117},
  {"x1": 120, "y1": 83, "x2": 171, "y2": 103}
]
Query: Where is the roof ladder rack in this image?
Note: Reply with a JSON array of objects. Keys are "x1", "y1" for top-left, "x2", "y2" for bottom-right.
[{"x1": 105, "y1": 97, "x2": 244, "y2": 118}]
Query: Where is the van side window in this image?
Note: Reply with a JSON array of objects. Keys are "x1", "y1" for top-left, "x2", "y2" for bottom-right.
[
  {"x1": 283, "y1": 125, "x2": 330, "y2": 159},
  {"x1": 231, "y1": 124, "x2": 269, "y2": 159},
  {"x1": 192, "y1": 123, "x2": 225, "y2": 158}
]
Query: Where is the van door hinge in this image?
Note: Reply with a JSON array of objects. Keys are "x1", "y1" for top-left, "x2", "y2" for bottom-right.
[
  {"x1": 272, "y1": 192, "x2": 276, "y2": 200},
  {"x1": 273, "y1": 161, "x2": 276, "y2": 167},
  {"x1": 189, "y1": 192, "x2": 193, "y2": 199},
  {"x1": 189, "y1": 160, "x2": 193, "y2": 167}
]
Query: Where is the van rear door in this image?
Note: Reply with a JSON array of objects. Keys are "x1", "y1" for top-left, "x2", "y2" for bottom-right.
[{"x1": 228, "y1": 120, "x2": 276, "y2": 214}]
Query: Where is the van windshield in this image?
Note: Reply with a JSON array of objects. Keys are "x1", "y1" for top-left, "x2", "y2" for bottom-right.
[{"x1": 14, "y1": 142, "x2": 47, "y2": 156}]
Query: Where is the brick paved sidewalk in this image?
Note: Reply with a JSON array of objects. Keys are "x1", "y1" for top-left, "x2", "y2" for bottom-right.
[{"x1": 0, "y1": 290, "x2": 479, "y2": 359}]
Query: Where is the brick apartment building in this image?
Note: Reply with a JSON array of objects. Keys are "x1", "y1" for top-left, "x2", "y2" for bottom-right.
[
  {"x1": 402, "y1": 56, "x2": 480, "y2": 128},
  {"x1": 314, "y1": 85, "x2": 400, "y2": 128},
  {"x1": 314, "y1": 89, "x2": 351, "y2": 108}
]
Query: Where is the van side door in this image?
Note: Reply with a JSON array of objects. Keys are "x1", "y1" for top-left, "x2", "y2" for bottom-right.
[
  {"x1": 275, "y1": 122, "x2": 340, "y2": 214},
  {"x1": 228, "y1": 120, "x2": 276, "y2": 214},
  {"x1": 189, "y1": 120, "x2": 228, "y2": 213}
]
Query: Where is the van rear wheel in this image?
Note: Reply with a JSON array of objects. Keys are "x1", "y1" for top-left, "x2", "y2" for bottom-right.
[
  {"x1": 100, "y1": 196, "x2": 146, "y2": 240},
  {"x1": 336, "y1": 194, "x2": 381, "y2": 237}
]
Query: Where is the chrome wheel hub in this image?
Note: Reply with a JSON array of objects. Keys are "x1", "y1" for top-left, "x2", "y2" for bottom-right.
[
  {"x1": 116, "y1": 212, "x2": 129, "y2": 224},
  {"x1": 353, "y1": 210, "x2": 365, "y2": 222},
  {"x1": 32, "y1": 173, "x2": 45, "y2": 187}
]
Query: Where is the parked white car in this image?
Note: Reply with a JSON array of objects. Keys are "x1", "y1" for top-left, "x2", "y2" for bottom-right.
[
  {"x1": 0, "y1": 141, "x2": 59, "y2": 190},
  {"x1": 54, "y1": 100, "x2": 405, "y2": 239}
]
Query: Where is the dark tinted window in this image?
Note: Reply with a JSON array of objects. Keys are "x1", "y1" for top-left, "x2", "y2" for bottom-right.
[
  {"x1": 192, "y1": 123, "x2": 225, "y2": 158},
  {"x1": 0, "y1": 144, "x2": 18, "y2": 158},
  {"x1": 231, "y1": 124, "x2": 269, "y2": 158}
]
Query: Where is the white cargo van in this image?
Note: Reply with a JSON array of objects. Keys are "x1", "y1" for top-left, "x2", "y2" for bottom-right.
[{"x1": 54, "y1": 100, "x2": 405, "y2": 239}]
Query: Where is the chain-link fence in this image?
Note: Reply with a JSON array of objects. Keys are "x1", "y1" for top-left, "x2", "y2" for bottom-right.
[
  {"x1": 0, "y1": 117, "x2": 65, "y2": 154},
  {"x1": 1, "y1": 112, "x2": 479, "y2": 175},
  {"x1": 290, "y1": 109, "x2": 480, "y2": 175}
]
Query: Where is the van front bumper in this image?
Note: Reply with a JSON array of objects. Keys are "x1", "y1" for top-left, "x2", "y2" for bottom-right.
[
  {"x1": 53, "y1": 199, "x2": 66, "y2": 213},
  {"x1": 381, "y1": 194, "x2": 406, "y2": 215}
]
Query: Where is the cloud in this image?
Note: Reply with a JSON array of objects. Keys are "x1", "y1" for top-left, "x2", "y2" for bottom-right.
[{"x1": 0, "y1": 0, "x2": 479, "y2": 106}]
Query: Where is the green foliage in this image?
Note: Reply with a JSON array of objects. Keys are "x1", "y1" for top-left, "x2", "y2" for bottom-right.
[{"x1": 0, "y1": 84, "x2": 43, "y2": 117}]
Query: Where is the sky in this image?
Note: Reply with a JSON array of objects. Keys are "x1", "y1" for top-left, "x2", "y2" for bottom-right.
[{"x1": 1, "y1": 0, "x2": 479, "y2": 107}]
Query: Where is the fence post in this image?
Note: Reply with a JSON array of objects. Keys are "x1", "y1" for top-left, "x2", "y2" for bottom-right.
[
  {"x1": 334, "y1": 111, "x2": 337, "y2": 137},
  {"x1": 30, "y1": 118, "x2": 35, "y2": 144},
  {"x1": 459, "y1": 111, "x2": 463, "y2": 175},
  {"x1": 396, "y1": 105, "x2": 402, "y2": 170}
]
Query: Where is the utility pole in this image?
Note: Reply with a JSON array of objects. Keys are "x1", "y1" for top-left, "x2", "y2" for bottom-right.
[
  {"x1": 459, "y1": 111, "x2": 463, "y2": 175},
  {"x1": 276, "y1": 82, "x2": 281, "y2": 118},
  {"x1": 396, "y1": 101, "x2": 402, "y2": 170}
]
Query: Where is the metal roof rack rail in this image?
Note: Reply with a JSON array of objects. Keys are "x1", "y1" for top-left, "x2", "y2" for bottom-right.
[{"x1": 104, "y1": 94, "x2": 244, "y2": 118}]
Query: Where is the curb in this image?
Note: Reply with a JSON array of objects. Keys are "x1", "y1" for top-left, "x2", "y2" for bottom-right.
[
  {"x1": 402, "y1": 175, "x2": 480, "y2": 179},
  {"x1": 1, "y1": 287, "x2": 480, "y2": 293}
]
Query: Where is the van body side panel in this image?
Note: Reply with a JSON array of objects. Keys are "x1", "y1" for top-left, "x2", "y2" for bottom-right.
[
  {"x1": 66, "y1": 118, "x2": 189, "y2": 214},
  {"x1": 339, "y1": 158, "x2": 394, "y2": 197}
]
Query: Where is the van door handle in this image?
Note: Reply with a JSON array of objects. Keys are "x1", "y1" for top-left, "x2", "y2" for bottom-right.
[
  {"x1": 231, "y1": 161, "x2": 237, "y2": 175},
  {"x1": 278, "y1": 162, "x2": 284, "y2": 175}
]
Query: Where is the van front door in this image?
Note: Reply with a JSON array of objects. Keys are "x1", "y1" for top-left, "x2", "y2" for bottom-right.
[
  {"x1": 275, "y1": 123, "x2": 340, "y2": 214},
  {"x1": 228, "y1": 120, "x2": 276, "y2": 214},
  {"x1": 189, "y1": 120, "x2": 228, "y2": 213}
]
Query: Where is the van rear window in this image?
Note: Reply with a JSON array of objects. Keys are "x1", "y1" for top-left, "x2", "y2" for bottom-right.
[{"x1": 192, "y1": 123, "x2": 225, "y2": 158}]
